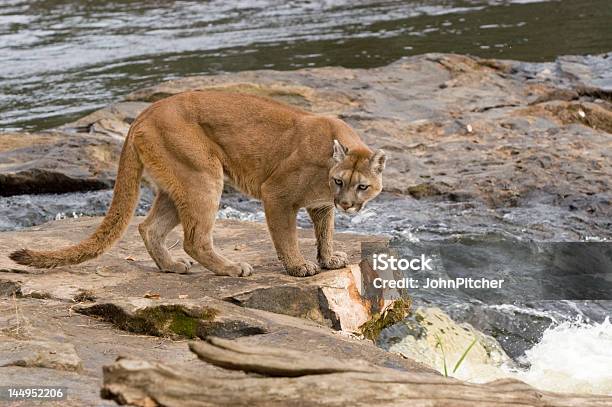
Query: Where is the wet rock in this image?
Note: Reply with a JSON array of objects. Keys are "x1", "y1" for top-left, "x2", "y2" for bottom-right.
[
  {"x1": 378, "y1": 307, "x2": 509, "y2": 376},
  {"x1": 0, "y1": 339, "x2": 82, "y2": 371},
  {"x1": 447, "y1": 303, "x2": 566, "y2": 360},
  {"x1": 0, "y1": 131, "x2": 120, "y2": 197}
]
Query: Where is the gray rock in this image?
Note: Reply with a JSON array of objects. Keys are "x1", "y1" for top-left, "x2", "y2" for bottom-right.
[
  {"x1": 0, "y1": 339, "x2": 82, "y2": 371},
  {"x1": 0, "y1": 132, "x2": 119, "y2": 197}
]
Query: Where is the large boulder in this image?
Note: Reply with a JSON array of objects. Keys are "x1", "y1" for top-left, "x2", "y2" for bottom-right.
[
  {"x1": 378, "y1": 307, "x2": 509, "y2": 378},
  {"x1": 0, "y1": 131, "x2": 120, "y2": 196}
]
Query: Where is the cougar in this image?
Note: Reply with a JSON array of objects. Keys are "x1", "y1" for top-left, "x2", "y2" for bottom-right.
[{"x1": 10, "y1": 90, "x2": 386, "y2": 277}]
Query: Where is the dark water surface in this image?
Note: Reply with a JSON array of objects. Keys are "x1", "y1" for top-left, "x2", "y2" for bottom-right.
[{"x1": 1, "y1": 0, "x2": 611, "y2": 131}]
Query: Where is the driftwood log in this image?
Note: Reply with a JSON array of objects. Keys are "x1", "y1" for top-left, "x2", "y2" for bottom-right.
[{"x1": 102, "y1": 337, "x2": 612, "y2": 407}]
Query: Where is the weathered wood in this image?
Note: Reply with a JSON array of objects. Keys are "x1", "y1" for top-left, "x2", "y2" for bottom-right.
[
  {"x1": 102, "y1": 337, "x2": 612, "y2": 407},
  {"x1": 188, "y1": 336, "x2": 384, "y2": 376}
]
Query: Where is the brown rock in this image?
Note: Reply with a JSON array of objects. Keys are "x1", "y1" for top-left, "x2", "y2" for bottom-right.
[
  {"x1": 0, "y1": 217, "x2": 379, "y2": 331},
  {"x1": 1, "y1": 53, "x2": 611, "y2": 406}
]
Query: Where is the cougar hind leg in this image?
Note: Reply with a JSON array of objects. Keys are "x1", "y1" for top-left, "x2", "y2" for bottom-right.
[
  {"x1": 133, "y1": 123, "x2": 251, "y2": 277},
  {"x1": 139, "y1": 190, "x2": 192, "y2": 274},
  {"x1": 174, "y1": 158, "x2": 252, "y2": 277}
]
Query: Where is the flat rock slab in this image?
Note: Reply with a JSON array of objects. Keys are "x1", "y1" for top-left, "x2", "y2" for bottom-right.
[
  {"x1": 0, "y1": 297, "x2": 209, "y2": 406},
  {"x1": 0, "y1": 292, "x2": 429, "y2": 405},
  {"x1": 73, "y1": 295, "x2": 429, "y2": 373},
  {"x1": 0, "y1": 216, "x2": 383, "y2": 331},
  {"x1": 0, "y1": 131, "x2": 121, "y2": 196},
  {"x1": 0, "y1": 216, "x2": 437, "y2": 405},
  {"x1": 0, "y1": 339, "x2": 82, "y2": 371}
]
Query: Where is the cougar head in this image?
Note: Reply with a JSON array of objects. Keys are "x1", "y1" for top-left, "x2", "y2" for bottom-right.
[{"x1": 329, "y1": 139, "x2": 386, "y2": 214}]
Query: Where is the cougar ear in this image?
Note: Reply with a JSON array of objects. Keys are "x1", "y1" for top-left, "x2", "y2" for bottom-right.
[
  {"x1": 371, "y1": 149, "x2": 386, "y2": 174},
  {"x1": 332, "y1": 139, "x2": 347, "y2": 162}
]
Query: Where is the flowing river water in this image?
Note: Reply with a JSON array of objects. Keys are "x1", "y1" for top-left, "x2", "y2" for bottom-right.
[
  {"x1": 1, "y1": 0, "x2": 611, "y2": 396},
  {"x1": 2, "y1": 0, "x2": 612, "y2": 131}
]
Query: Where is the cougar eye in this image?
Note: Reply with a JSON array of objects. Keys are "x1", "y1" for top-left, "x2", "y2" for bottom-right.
[
  {"x1": 357, "y1": 184, "x2": 369, "y2": 191},
  {"x1": 334, "y1": 178, "x2": 343, "y2": 186}
]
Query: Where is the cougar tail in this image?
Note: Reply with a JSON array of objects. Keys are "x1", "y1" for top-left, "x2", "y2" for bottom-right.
[{"x1": 9, "y1": 130, "x2": 144, "y2": 268}]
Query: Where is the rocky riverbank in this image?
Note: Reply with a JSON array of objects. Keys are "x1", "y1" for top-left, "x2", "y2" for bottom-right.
[
  {"x1": 1, "y1": 218, "x2": 610, "y2": 406},
  {"x1": 2, "y1": 52, "x2": 610, "y2": 238},
  {"x1": 1, "y1": 53, "x2": 611, "y2": 404}
]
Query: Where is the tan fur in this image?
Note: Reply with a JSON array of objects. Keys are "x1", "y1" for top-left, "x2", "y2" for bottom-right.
[{"x1": 9, "y1": 91, "x2": 385, "y2": 277}]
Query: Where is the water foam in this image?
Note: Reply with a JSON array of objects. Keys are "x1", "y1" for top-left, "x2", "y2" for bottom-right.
[
  {"x1": 511, "y1": 317, "x2": 612, "y2": 395},
  {"x1": 453, "y1": 317, "x2": 612, "y2": 395}
]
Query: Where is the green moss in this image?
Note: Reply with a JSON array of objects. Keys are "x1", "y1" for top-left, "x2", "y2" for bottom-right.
[
  {"x1": 359, "y1": 297, "x2": 412, "y2": 342},
  {"x1": 167, "y1": 313, "x2": 200, "y2": 338},
  {"x1": 133, "y1": 305, "x2": 218, "y2": 339}
]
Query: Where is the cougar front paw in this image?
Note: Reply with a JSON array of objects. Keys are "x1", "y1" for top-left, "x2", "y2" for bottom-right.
[
  {"x1": 162, "y1": 259, "x2": 193, "y2": 274},
  {"x1": 218, "y1": 262, "x2": 253, "y2": 277},
  {"x1": 319, "y1": 251, "x2": 349, "y2": 270},
  {"x1": 286, "y1": 260, "x2": 320, "y2": 277}
]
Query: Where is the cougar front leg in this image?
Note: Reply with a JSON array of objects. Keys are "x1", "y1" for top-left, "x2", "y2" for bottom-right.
[
  {"x1": 307, "y1": 206, "x2": 348, "y2": 270},
  {"x1": 264, "y1": 200, "x2": 320, "y2": 277}
]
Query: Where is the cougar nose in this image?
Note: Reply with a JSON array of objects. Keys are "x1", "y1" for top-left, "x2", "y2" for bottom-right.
[{"x1": 340, "y1": 201, "x2": 352, "y2": 210}]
